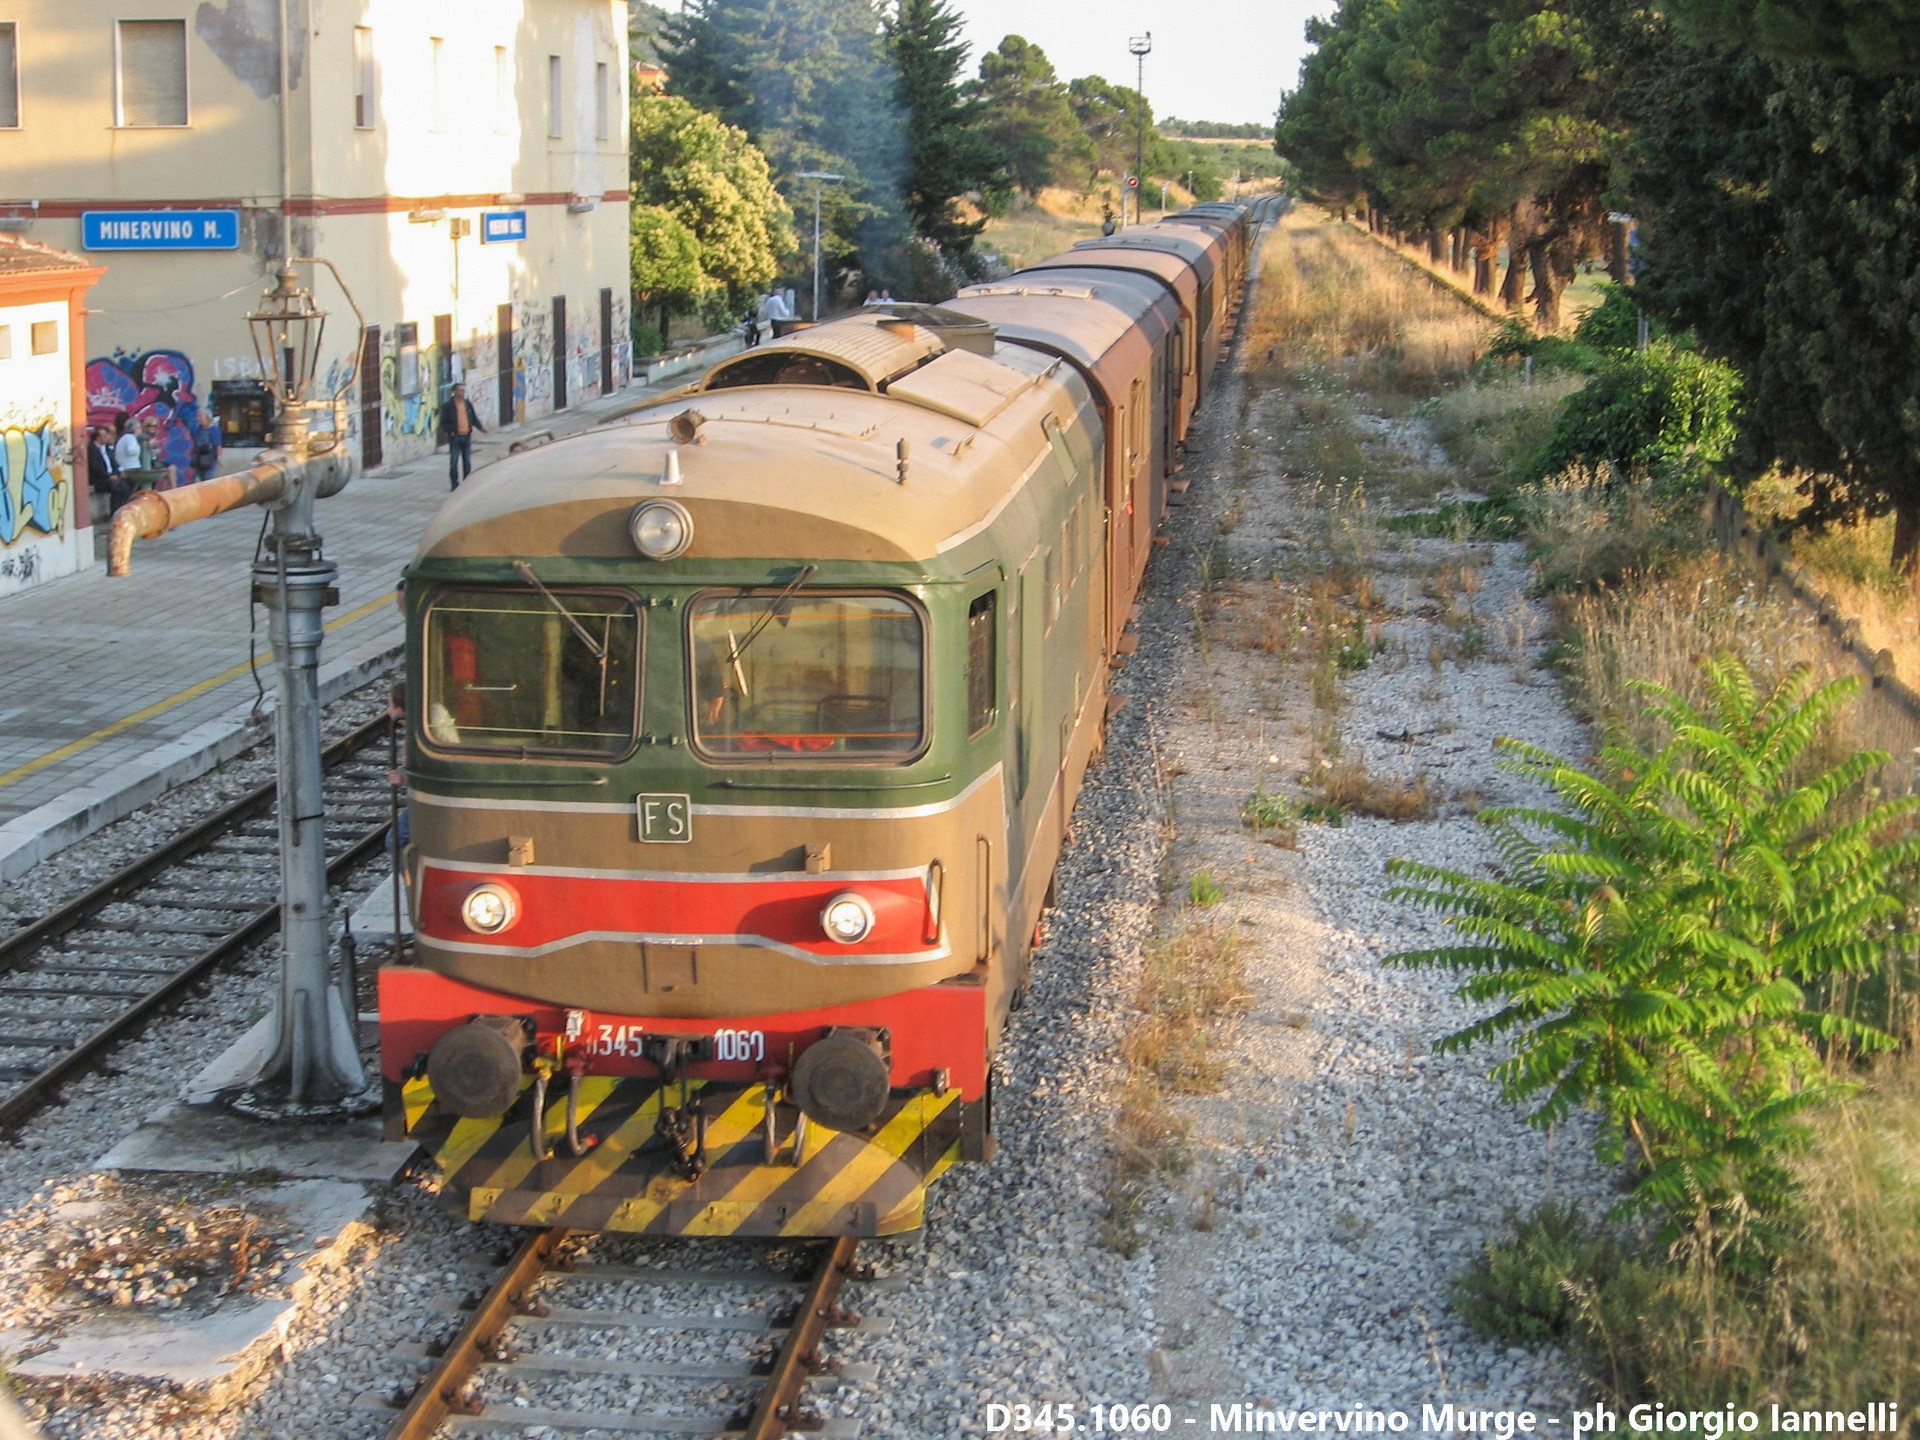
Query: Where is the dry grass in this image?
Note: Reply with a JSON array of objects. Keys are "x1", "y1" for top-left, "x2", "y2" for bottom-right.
[
  {"x1": 1305, "y1": 754, "x2": 1437, "y2": 822},
  {"x1": 1742, "y1": 472, "x2": 1920, "y2": 696},
  {"x1": 1103, "y1": 911, "x2": 1251, "y2": 1254},
  {"x1": 1424, "y1": 372, "x2": 1587, "y2": 489},
  {"x1": 1244, "y1": 207, "x2": 1496, "y2": 396}
]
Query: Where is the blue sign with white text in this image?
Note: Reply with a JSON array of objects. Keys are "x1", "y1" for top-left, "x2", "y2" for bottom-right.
[
  {"x1": 481, "y1": 210, "x2": 528, "y2": 244},
  {"x1": 82, "y1": 210, "x2": 240, "y2": 251}
]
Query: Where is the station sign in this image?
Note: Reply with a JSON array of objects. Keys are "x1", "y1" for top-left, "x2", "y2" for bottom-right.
[
  {"x1": 480, "y1": 210, "x2": 528, "y2": 244},
  {"x1": 82, "y1": 210, "x2": 240, "y2": 250}
]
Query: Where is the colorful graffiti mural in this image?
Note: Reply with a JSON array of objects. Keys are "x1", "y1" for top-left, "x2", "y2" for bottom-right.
[
  {"x1": 0, "y1": 422, "x2": 69, "y2": 548},
  {"x1": 379, "y1": 342, "x2": 444, "y2": 442},
  {"x1": 86, "y1": 349, "x2": 222, "y2": 488},
  {"x1": 0, "y1": 421, "x2": 71, "y2": 588}
]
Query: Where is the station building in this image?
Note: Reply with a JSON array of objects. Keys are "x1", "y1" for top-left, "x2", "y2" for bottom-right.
[
  {"x1": 0, "y1": 238, "x2": 103, "y2": 597},
  {"x1": 0, "y1": 0, "x2": 633, "y2": 495}
]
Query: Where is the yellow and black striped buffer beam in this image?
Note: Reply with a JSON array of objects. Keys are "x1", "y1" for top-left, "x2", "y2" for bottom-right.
[{"x1": 397, "y1": 1076, "x2": 971, "y2": 1237}]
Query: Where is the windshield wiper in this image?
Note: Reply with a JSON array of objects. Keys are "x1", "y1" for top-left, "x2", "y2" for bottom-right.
[
  {"x1": 726, "y1": 564, "x2": 817, "y2": 668},
  {"x1": 512, "y1": 560, "x2": 606, "y2": 661}
]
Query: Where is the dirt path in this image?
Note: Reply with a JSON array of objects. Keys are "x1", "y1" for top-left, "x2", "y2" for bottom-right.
[{"x1": 1128, "y1": 213, "x2": 1618, "y2": 1416}]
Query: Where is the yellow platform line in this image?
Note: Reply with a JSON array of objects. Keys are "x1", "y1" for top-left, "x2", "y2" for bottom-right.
[{"x1": 0, "y1": 592, "x2": 395, "y2": 792}]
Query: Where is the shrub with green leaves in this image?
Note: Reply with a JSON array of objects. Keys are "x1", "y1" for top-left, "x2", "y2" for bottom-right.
[
  {"x1": 1524, "y1": 340, "x2": 1740, "y2": 486},
  {"x1": 1572, "y1": 286, "x2": 1662, "y2": 357},
  {"x1": 1452, "y1": 1202, "x2": 1627, "y2": 1345},
  {"x1": 1386, "y1": 658, "x2": 1918, "y2": 1241}
]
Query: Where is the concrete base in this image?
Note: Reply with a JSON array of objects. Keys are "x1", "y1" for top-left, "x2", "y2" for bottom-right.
[
  {"x1": 346, "y1": 867, "x2": 411, "y2": 944},
  {"x1": 95, "y1": 1099, "x2": 415, "y2": 1184},
  {"x1": 0, "y1": 1179, "x2": 372, "y2": 1398}
]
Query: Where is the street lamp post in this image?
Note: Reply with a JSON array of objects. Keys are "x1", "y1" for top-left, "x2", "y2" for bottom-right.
[
  {"x1": 795, "y1": 171, "x2": 845, "y2": 321},
  {"x1": 1129, "y1": 33, "x2": 1152, "y2": 226}
]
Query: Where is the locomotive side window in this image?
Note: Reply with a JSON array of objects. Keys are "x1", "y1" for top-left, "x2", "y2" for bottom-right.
[
  {"x1": 967, "y1": 592, "x2": 996, "y2": 737},
  {"x1": 423, "y1": 587, "x2": 639, "y2": 755},
  {"x1": 689, "y1": 592, "x2": 925, "y2": 759}
]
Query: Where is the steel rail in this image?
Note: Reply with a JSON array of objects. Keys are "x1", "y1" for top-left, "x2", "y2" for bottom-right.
[
  {"x1": 384, "y1": 1227, "x2": 574, "y2": 1440},
  {"x1": 384, "y1": 1232, "x2": 859, "y2": 1440},
  {"x1": 0, "y1": 712, "x2": 396, "y2": 1132},
  {"x1": 740, "y1": 1234, "x2": 859, "y2": 1440}
]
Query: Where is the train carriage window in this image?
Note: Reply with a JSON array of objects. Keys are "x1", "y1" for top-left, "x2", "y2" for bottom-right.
[
  {"x1": 689, "y1": 592, "x2": 925, "y2": 760},
  {"x1": 967, "y1": 592, "x2": 996, "y2": 737},
  {"x1": 423, "y1": 587, "x2": 640, "y2": 755}
]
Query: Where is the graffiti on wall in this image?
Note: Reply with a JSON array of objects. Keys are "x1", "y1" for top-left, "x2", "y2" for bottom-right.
[
  {"x1": 86, "y1": 349, "x2": 221, "y2": 486},
  {"x1": 380, "y1": 342, "x2": 445, "y2": 442},
  {"x1": 0, "y1": 421, "x2": 70, "y2": 585}
]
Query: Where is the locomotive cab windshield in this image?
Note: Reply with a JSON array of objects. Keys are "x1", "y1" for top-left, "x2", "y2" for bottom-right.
[
  {"x1": 422, "y1": 586, "x2": 640, "y2": 755},
  {"x1": 689, "y1": 590, "x2": 926, "y2": 760}
]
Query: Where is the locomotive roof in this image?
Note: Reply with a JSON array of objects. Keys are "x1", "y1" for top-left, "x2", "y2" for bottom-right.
[{"x1": 409, "y1": 328, "x2": 1090, "y2": 570}]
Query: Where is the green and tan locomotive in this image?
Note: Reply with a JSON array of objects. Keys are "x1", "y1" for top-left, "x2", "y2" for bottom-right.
[{"x1": 380, "y1": 201, "x2": 1275, "y2": 1237}]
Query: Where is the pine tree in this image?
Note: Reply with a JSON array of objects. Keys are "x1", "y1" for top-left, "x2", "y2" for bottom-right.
[
  {"x1": 884, "y1": 0, "x2": 1006, "y2": 257},
  {"x1": 969, "y1": 35, "x2": 1076, "y2": 200}
]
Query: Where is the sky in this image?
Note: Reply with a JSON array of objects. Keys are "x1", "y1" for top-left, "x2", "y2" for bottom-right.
[{"x1": 948, "y1": 0, "x2": 1336, "y2": 128}]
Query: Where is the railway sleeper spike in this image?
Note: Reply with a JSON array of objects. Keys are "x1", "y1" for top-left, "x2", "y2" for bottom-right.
[
  {"x1": 821, "y1": 1302, "x2": 861, "y2": 1329},
  {"x1": 446, "y1": 1382, "x2": 484, "y2": 1417},
  {"x1": 479, "y1": 1335, "x2": 518, "y2": 1363},
  {"x1": 512, "y1": 1294, "x2": 551, "y2": 1318}
]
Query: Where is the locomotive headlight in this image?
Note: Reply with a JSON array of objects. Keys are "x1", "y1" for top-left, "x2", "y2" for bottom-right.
[
  {"x1": 820, "y1": 891, "x2": 876, "y2": 945},
  {"x1": 461, "y1": 881, "x2": 521, "y2": 935},
  {"x1": 629, "y1": 499, "x2": 693, "y2": 560}
]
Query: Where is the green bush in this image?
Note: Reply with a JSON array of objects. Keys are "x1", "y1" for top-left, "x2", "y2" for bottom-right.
[
  {"x1": 1385, "y1": 657, "x2": 1919, "y2": 1244},
  {"x1": 1572, "y1": 286, "x2": 1659, "y2": 356},
  {"x1": 1453, "y1": 1202, "x2": 1628, "y2": 1345},
  {"x1": 631, "y1": 321, "x2": 666, "y2": 358},
  {"x1": 1525, "y1": 340, "x2": 1740, "y2": 485},
  {"x1": 1480, "y1": 319, "x2": 1599, "y2": 377}
]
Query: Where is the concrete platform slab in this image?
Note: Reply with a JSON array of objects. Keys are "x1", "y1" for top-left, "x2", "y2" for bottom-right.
[
  {"x1": 0, "y1": 1179, "x2": 371, "y2": 1397},
  {"x1": 95, "y1": 1102, "x2": 415, "y2": 1185}
]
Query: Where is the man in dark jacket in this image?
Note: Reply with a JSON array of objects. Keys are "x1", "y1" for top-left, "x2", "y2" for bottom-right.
[
  {"x1": 436, "y1": 383, "x2": 485, "y2": 488},
  {"x1": 88, "y1": 426, "x2": 133, "y2": 514}
]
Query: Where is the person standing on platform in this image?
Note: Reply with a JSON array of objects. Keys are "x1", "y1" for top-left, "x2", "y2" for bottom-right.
[
  {"x1": 192, "y1": 407, "x2": 222, "y2": 483},
  {"x1": 113, "y1": 415, "x2": 142, "y2": 475},
  {"x1": 90, "y1": 426, "x2": 132, "y2": 515},
  {"x1": 437, "y1": 382, "x2": 485, "y2": 489}
]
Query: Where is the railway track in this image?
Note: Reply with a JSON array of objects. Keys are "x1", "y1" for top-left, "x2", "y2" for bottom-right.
[
  {"x1": 0, "y1": 710, "x2": 399, "y2": 1131},
  {"x1": 386, "y1": 1230, "x2": 866, "y2": 1439}
]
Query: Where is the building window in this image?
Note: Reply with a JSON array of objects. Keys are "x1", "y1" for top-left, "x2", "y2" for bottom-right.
[
  {"x1": 115, "y1": 19, "x2": 188, "y2": 128},
  {"x1": 493, "y1": 46, "x2": 508, "y2": 134},
  {"x1": 352, "y1": 27, "x2": 374, "y2": 129},
  {"x1": 429, "y1": 36, "x2": 445, "y2": 132},
  {"x1": 594, "y1": 61, "x2": 609, "y2": 141},
  {"x1": 30, "y1": 320, "x2": 57, "y2": 355},
  {"x1": 0, "y1": 24, "x2": 19, "y2": 129},
  {"x1": 547, "y1": 54, "x2": 562, "y2": 139},
  {"x1": 0, "y1": 326, "x2": 11, "y2": 360}
]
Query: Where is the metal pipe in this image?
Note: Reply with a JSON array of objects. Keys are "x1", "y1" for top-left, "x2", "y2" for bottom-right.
[{"x1": 107, "y1": 450, "x2": 349, "y2": 576}]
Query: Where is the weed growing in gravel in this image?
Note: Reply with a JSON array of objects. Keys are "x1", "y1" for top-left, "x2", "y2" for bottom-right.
[
  {"x1": 1386, "y1": 658, "x2": 1920, "y2": 1244},
  {"x1": 1188, "y1": 870, "x2": 1225, "y2": 906},
  {"x1": 1453, "y1": 1201, "x2": 1629, "y2": 1345},
  {"x1": 1103, "y1": 914, "x2": 1251, "y2": 1253},
  {"x1": 1304, "y1": 753, "x2": 1435, "y2": 823}
]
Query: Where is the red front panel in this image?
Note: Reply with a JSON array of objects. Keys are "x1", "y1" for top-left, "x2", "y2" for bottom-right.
[
  {"x1": 417, "y1": 862, "x2": 941, "y2": 963},
  {"x1": 380, "y1": 966, "x2": 989, "y2": 1099}
]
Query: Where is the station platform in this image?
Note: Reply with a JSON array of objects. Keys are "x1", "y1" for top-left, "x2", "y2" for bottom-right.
[{"x1": 0, "y1": 333, "x2": 745, "y2": 882}]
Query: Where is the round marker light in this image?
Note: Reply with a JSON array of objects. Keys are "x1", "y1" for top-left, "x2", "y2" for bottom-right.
[
  {"x1": 629, "y1": 499, "x2": 693, "y2": 560},
  {"x1": 820, "y1": 891, "x2": 876, "y2": 945},
  {"x1": 461, "y1": 882, "x2": 521, "y2": 935}
]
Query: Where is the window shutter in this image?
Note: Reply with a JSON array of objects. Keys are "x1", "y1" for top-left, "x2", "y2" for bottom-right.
[
  {"x1": 118, "y1": 19, "x2": 187, "y2": 127},
  {"x1": 0, "y1": 26, "x2": 18, "y2": 129}
]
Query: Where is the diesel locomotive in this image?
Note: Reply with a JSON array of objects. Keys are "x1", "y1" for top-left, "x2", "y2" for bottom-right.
[{"x1": 380, "y1": 199, "x2": 1275, "y2": 1238}]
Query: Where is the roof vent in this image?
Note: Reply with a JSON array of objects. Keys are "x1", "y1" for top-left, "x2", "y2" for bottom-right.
[{"x1": 864, "y1": 302, "x2": 997, "y2": 357}]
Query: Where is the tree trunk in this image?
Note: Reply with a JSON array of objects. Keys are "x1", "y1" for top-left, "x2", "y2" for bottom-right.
[
  {"x1": 1472, "y1": 222, "x2": 1501, "y2": 295},
  {"x1": 1527, "y1": 237, "x2": 1563, "y2": 331},
  {"x1": 1608, "y1": 219, "x2": 1632, "y2": 285},
  {"x1": 1428, "y1": 228, "x2": 1446, "y2": 264},
  {"x1": 1893, "y1": 500, "x2": 1920, "y2": 576},
  {"x1": 1501, "y1": 204, "x2": 1533, "y2": 309}
]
